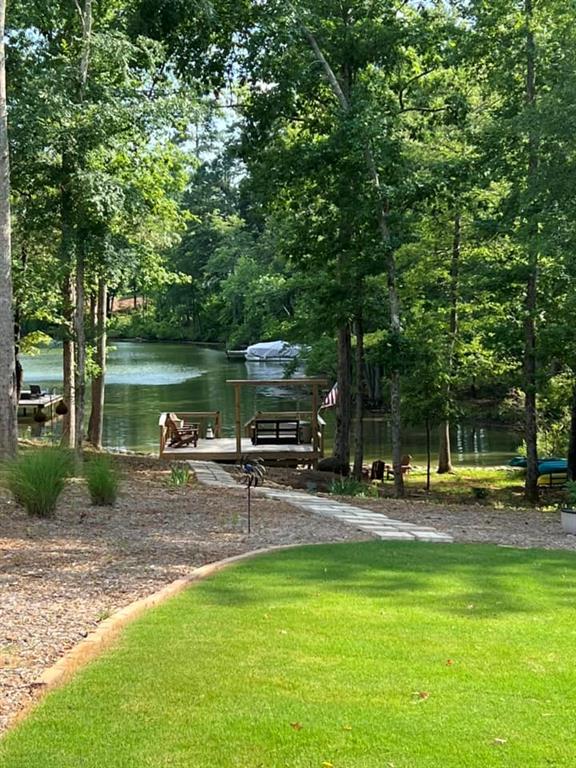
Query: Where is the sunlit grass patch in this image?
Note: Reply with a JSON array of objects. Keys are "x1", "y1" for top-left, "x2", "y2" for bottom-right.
[{"x1": 2, "y1": 541, "x2": 576, "y2": 767}]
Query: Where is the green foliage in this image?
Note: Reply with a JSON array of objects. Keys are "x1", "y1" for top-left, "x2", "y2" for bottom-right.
[
  {"x1": 565, "y1": 481, "x2": 576, "y2": 508},
  {"x1": 329, "y1": 477, "x2": 373, "y2": 497},
  {"x1": 538, "y1": 422, "x2": 570, "y2": 459},
  {"x1": 167, "y1": 463, "x2": 190, "y2": 487},
  {"x1": 108, "y1": 308, "x2": 196, "y2": 341},
  {"x1": 5, "y1": 448, "x2": 73, "y2": 517},
  {"x1": 19, "y1": 332, "x2": 53, "y2": 356},
  {"x1": 84, "y1": 455, "x2": 120, "y2": 506}
]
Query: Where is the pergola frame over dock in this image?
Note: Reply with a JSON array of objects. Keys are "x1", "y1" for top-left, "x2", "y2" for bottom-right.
[
  {"x1": 227, "y1": 377, "x2": 327, "y2": 458},
  {"x1": 159, "y1": 377, "x2": 328, "y2": 465}
]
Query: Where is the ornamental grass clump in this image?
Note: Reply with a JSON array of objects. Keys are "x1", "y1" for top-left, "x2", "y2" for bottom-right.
[
  {"x1": 6, "y1": 448, "x2": 73, "y2": 518},
  {"x1": 168, "y1": 463, "x2": 190, "y2": 487},
  {"x1": 85, "y1": 455, "x2": 120, "y2": 506}
]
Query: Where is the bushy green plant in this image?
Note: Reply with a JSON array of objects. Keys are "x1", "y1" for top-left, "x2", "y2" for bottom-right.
[
  {"x1": 168, "y1": 463, "x2": 191, "y2": 487},
  {"x1": 5, "y1": 448, "x2": 73, "y2": 517},
  {"x1": 85, "y1": 455, "x2": 120, "y2": 506},
  {"x1": 564, "y1": 481, "x2": 576, "y2": 508},
  {"x1": 329, "y1": 477, "x2": 366, "y2": 497}
]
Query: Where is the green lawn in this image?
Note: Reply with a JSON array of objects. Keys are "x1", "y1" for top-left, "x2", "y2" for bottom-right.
[{"x1": 2, "y1": 541, "x2": 576, "y2": 767}]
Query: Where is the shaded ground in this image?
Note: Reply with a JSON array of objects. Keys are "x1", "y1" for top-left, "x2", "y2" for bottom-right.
[{"x1": 0, "y1": 456, "x2": 365, "y2": 735}]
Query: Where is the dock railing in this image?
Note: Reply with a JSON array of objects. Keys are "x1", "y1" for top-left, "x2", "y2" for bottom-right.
[{"x1": 159, "y1": 411, "x2": 221, "y2": 456}]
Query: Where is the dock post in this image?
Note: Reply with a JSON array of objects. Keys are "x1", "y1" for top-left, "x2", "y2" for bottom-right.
[
  {"x1": 312, "y1": 382, "x2": 319, "y2": 453},
  {"x1": 234, "y1": 385, "x2": 242, "y2": 459}
]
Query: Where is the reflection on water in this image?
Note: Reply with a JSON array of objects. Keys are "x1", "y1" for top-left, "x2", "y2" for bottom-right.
[{"x1": 20, "y1": 341, "x2": 520, "y2": 465}]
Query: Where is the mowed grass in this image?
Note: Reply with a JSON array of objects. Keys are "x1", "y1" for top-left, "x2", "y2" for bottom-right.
[{"x1": 2, "y1": 541, "x2": 576, "y2": 767}]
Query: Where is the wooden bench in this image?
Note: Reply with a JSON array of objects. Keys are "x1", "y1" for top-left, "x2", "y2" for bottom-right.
[
  {"x1": 537, "y1": 472, "x2": 567, "y2": 488},
  {"x1": 253, "y1": 419, "x2": 300, "y2": 446}
]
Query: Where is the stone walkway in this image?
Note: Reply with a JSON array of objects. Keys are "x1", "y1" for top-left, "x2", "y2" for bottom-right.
[
  {"x1": 188, "y1": 460, "x2": 239, "y2": 488},
  {"x1": 189, "y1": 461, "x2": 453, "y2": 543}
]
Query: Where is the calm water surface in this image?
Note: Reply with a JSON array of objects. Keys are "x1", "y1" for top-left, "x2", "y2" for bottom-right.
[{"x1": 20, "y1": 341, "x2": 520, "y2": 465}]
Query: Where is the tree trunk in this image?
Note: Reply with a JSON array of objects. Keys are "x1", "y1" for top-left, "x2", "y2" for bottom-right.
[
  {"x1": 74, "y1": 244, "x2": 86, "y2": 450},
  {"x1": 334, "y1": 323, "x2": 352, "y2": 474},
  {"x1": 88, "y1": 279, "x2": 107, "y2": 448},
  {"x1": 62, "y1": 336, "x2": 76, "y2": 447},
  {"x1": 426, "y1": 417, "x2": 431, "y2": 492},
  {"x1": 438, "y1": 421, "x2": 452, "y2": 474},
  {"x1": 568, "y1": 378, "x2": 576, "y2": 482},
  {"x1": 300, "y1": 24, "x2": 404, "y2": 496},
  {"x1": 63, "y1": 0, "x2": 93, "y2": 454},
  {"x1": 523, "y1": 0, "x2": 539, "y2": 504},
  {"x1": 0, "y1": 0, "x2": 17, "y2": 459},
  {"x1": 60, "y1": 147, "x2": 76, "y2": 448},
  {"x1": 353, "y1": 310, "x2": 365, "y2": 480},
  {"x1": 438, "y1": 213, "x2": 461, "y2": 473}
]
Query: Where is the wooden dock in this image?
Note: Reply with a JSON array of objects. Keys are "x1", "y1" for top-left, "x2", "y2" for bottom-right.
[
  {"x1": 159, "y1": 377, "x2": 329, "y2": 466},
  {"x1": 18, "y1": 393, "x2": 64, "y2": 419},
  {"x1": 161, "y1": 437, "x2": 320, "y2": 464}
]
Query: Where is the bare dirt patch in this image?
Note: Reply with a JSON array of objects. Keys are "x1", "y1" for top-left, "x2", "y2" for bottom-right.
[{"x1": 0, "y1": 458, "x2": 364, "y2": 735}]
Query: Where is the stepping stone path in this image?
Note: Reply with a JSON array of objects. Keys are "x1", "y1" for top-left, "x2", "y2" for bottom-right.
[
  {"x1": 189, "y1": 461, "x2": 453, "y2": 543},
  {"x1": 188, "y1": 460, "x2": 239, "y2": 488}
]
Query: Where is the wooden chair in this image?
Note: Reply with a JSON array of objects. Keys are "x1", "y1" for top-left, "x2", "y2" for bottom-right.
[
  {"x1": 166, "y1": 413, "x2": 199, "y2": 449},
  {"x1": 386, "y1": 455, "x2": 413, "y2": 480}
]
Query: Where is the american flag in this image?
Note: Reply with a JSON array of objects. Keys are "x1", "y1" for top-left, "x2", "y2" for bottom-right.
[{"x1": 320, "y1": 382, "x2": 338, "y2": 409}]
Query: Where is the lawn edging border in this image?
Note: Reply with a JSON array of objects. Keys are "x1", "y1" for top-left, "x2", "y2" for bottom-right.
[{"x1": 12, "y1": 544, "x2": 310, "y2": 733}]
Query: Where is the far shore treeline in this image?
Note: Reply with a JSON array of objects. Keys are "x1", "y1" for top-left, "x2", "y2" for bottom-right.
[{"x1": 1, "y1": 0, "x2": 576, "y2": 501}]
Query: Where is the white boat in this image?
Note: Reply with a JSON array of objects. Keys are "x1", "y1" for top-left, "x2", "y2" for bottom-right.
[{"x1": 245, "y1": 340, "x2": 303, "y2": 362}]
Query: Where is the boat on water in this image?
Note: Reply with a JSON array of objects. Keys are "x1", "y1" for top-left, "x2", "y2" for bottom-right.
[
  {"x1": 226, "y1": 340, "x2": 304, "y2": 362},
  {"x1": 226, "y1": 349, "x2": 248, "y2": 360}
]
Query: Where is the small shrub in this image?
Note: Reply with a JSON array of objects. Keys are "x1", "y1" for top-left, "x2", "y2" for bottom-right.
[
  {"x1": 471, "y1": 486, "x2": 489, "y2": 500},
  {"x1": 85, "y1": 455, "x2": 120, "y2": 506},
  {"x1": 329, "y1": 477, "x2": 366, "y2": 497},
  {"x1": 168, "y1": 463, "x2": 190, "y2": 487},
  {"x1": 6, "y1": 448, "x2": 73, "y2": 517},
  {"x1": 564, "y1": 481, "x2": 576, "y2": 508}
]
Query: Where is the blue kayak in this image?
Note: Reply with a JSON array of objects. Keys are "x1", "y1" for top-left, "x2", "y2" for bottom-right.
[{"x1": 508, "y1": 457, "x2": 567, "y2": 475}]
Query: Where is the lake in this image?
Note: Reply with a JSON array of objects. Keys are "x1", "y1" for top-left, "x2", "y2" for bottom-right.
[{"x1": 20, "y1": 341, "x2": 520, "y2": 465}]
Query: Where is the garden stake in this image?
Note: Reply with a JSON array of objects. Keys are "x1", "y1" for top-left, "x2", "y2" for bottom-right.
[{"x1": 239, "y1": 458, "x2": 266, "y2": 535}]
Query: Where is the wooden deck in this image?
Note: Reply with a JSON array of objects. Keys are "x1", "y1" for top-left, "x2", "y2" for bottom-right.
[
  {"x1": 162, "y1": 437, "x2": 320, "y2": 464},
  {"x1": 18, "y1": 393, "x2": 64, "y2": 419},
  {"x1": 159, "y1": 378, "x2": 328, "y2": 466}
]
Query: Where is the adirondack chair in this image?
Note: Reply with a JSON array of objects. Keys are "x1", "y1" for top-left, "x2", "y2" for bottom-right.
[
  {"x1": 385, "y1": 455, "x2": 413, "y2": 480},
  {"x1": 166, "y1": 413, "x2": 199, "y2": 449}
]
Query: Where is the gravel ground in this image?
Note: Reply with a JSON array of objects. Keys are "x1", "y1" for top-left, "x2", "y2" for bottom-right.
[
  {"x1": 0, "y1": 462, "x2": 365, "y2": 736},
  {"x1": 253, "y1": 467, "x2": 576, "y2": 551},
  {"x1": 251, "y1": 469, "x2": 576, "y2": 550},
  {"x1": 345, "y1": 495, "x2": 576, "y2": 551}
]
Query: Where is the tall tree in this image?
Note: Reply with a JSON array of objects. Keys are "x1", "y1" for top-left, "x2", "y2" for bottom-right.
[
  {"x1": 0, "y1": 0, "x2": 17, "y2": 458},
  {"x1": 522, "y1": 0, "x2": 539, "y2": 502}
]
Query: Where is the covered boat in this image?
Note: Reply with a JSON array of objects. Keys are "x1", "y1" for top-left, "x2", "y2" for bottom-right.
[{"x1": 245, "y1": 340, "x2": 302, "y2": 362}]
